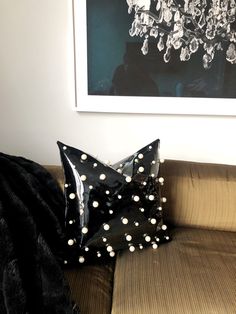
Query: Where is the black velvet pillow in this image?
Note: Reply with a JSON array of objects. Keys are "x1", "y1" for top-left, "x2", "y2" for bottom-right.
[{"x1": 57, "y1": 139, "x2": 170, "y2": 265}]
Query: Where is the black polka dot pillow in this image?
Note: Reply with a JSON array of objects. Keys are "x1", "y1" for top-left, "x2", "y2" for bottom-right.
[{"x1": 57, "y1": 139, "x2": 170, "y2": 265}]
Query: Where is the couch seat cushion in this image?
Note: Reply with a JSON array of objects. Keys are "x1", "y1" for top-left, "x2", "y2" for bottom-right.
[
  {"x1": 64, "y1": 262, "x2": 114, "y2": 314},
  {"x1": 112, "y1": 227, "x2": 236, "y2": 314}
]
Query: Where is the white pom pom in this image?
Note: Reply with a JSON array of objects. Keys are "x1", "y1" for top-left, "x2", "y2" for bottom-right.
[
  {"x1": 81, "y1": 154, "x2": 87, "y2": 161},
  {"x1": 103, "y1": 223, "x2": 110, "y2": 231},
  {"x1": 78, "y1": 256, "x2": 85, "y2": 263},
  {"x1": 82, "y1": 227, "x2": 88, "y2": 234}
]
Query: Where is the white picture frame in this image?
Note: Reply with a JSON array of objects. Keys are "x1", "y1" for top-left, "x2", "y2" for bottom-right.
[{"x1": 73, "y1": 0, "x2": 236, "y2": 116}]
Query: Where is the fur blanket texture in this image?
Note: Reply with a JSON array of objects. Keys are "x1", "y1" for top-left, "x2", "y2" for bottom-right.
[{"x1": 0, "y1": 152, "x2": 80, "y2": 314}]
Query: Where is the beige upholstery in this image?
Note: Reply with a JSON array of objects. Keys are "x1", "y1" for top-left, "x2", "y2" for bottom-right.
[
  {"x1": 46, "y1": 160, "x2": 236, "y2": 232},
  {"x1": 161, "y1": 160, "x2": 236, "y2": 231},
  {"x1": 46, "y1": 165, "x2": 64, "y2": 190},
  {"x1": 64, "y1": 263, "x2": 114, "y2": 314},
  {"x1": 45, "y1": 162, "x2": 236, "y2": 314},
  {"x1": 112, "y1": 227, "x2": 236, "y2": 314},
  {"x1": 46, "y1": 166, "x2": 115, "y2": 313}
]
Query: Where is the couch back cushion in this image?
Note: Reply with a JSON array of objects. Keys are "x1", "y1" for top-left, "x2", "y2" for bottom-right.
[
  {"x1": 46, "y1": 161, "x2": 236, "y2": 232},
  {"x1": 161, "y1": 160, "x2": 236, "y2": 232},
  {"x1": 46, "y1": 165, "x2": 64, "y2": 190}
]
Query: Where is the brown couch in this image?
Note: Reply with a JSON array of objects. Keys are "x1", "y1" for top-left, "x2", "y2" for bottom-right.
[{"x1": 47, "y1": 160, "x2": 236, "y2": 314}]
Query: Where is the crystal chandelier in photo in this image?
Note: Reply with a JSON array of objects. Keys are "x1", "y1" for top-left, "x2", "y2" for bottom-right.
[{"x1": 126, "y1": 0, "x2": 236, "y2": 69}]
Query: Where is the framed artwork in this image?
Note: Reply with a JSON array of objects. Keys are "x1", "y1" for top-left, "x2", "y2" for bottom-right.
[{"x1": 73, "y1": 0, "x2": 236, "y2": 115}]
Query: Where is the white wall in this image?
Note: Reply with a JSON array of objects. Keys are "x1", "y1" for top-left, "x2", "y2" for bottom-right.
[{"x1": 0, "y1": 0, "x2": 236, "y2": 166}]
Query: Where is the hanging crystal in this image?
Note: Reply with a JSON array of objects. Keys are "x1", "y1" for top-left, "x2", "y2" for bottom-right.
[
  {"x1": 150, "y1": 27, "x2": 159, "y2": 38},
  {"x1": 226, "y1": 43, "x2": 236, "y2": 63},
  {"x1": 142, "y1": 25, "x2": 148, "y2": 34},
  {"x1": 174, "y1": 10, "x2": 180, "y2": 22},
  {"x1": 129, "y1": 20, "x2": 137, "y2": 36},
  {"x1": 189, "y1": 2, "x2": 195, "y2": 16},
  {"x1": 166, "y1": 34, "x2": 172, "y2": 48},
  {"x1": 163, "y1": 47, "x2": 171, "y2": 62},
  {"x1": 156, "y1": 0, "x2": 162, "y2": 11},
  {"x1": 158, "y1": 7, "x2": 164, "y2": 23},
  {"x1": 189, "y1": 37, "x2": 199, "y2": 53},
  {"x1": 205, "y1": 28, "x2": 216, "y2": 40},
  {"x1": 203, "y1": 53, "x2": 213, "y2": 69},
  {"x1": 126, "y1": 0, "x2": 133, "y2": 14},
  {"x1": 163, "y1": 8, "x2": 173, "y2": 23},
  {"x1": 126, "y1": 0, "x2": 236, "y2": 68},
  {"x1": 204, "y1": 42, "x2": 214, "y2": 58},
  {"x1": 216, "y1": 42, "x2": 223, "y2": 50},
  {"x1": 180, "y1": 46, "x2": 190, "y2": 61},
  {"x1": 198, "y1": 12, "x2": 206, "y2": 28},
  {"x1": 184, "y1": 0, "x2": 189, "y2": 12},
  {"x1": 229, "y1": 31, "x2": 236, "y2": 43},
  {"x1": 157, "y1": 34, "x2": 165, "y2": 51},
  {"x1": 173, "y1": 39, "x2": 182, "y2": 49},
  {"x1": 135, "y1": 22, "x2": 142, "y2": 36},
  {"x1": 178, "y1": 27, "x2": 184, "y2": 38},
  {"x1": 141, "y1": 36, "x2": 149, "y2": 55}
]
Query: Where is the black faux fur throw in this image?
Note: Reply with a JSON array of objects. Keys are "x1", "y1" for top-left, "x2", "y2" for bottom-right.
[{"x1": 0, "y1": 153, "x2": 80, "y2": 314}]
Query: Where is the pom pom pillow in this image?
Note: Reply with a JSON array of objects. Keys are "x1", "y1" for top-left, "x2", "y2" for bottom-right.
[{"x1": 57, "y1": 139, "x2": 170, "y2": 265}]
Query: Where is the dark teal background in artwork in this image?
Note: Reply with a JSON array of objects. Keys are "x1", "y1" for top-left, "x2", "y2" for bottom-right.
[
  {"x1": 86, "y1": 0, "x2": 132, "y2": 94},
  {"x1": 86, "y1": 0, "x2": 236, "y2": 98}
]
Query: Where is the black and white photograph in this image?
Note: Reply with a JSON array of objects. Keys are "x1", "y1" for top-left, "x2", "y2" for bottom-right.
[{"x1": 74, "y1": 0, "x2": 236, "y2": 114}]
